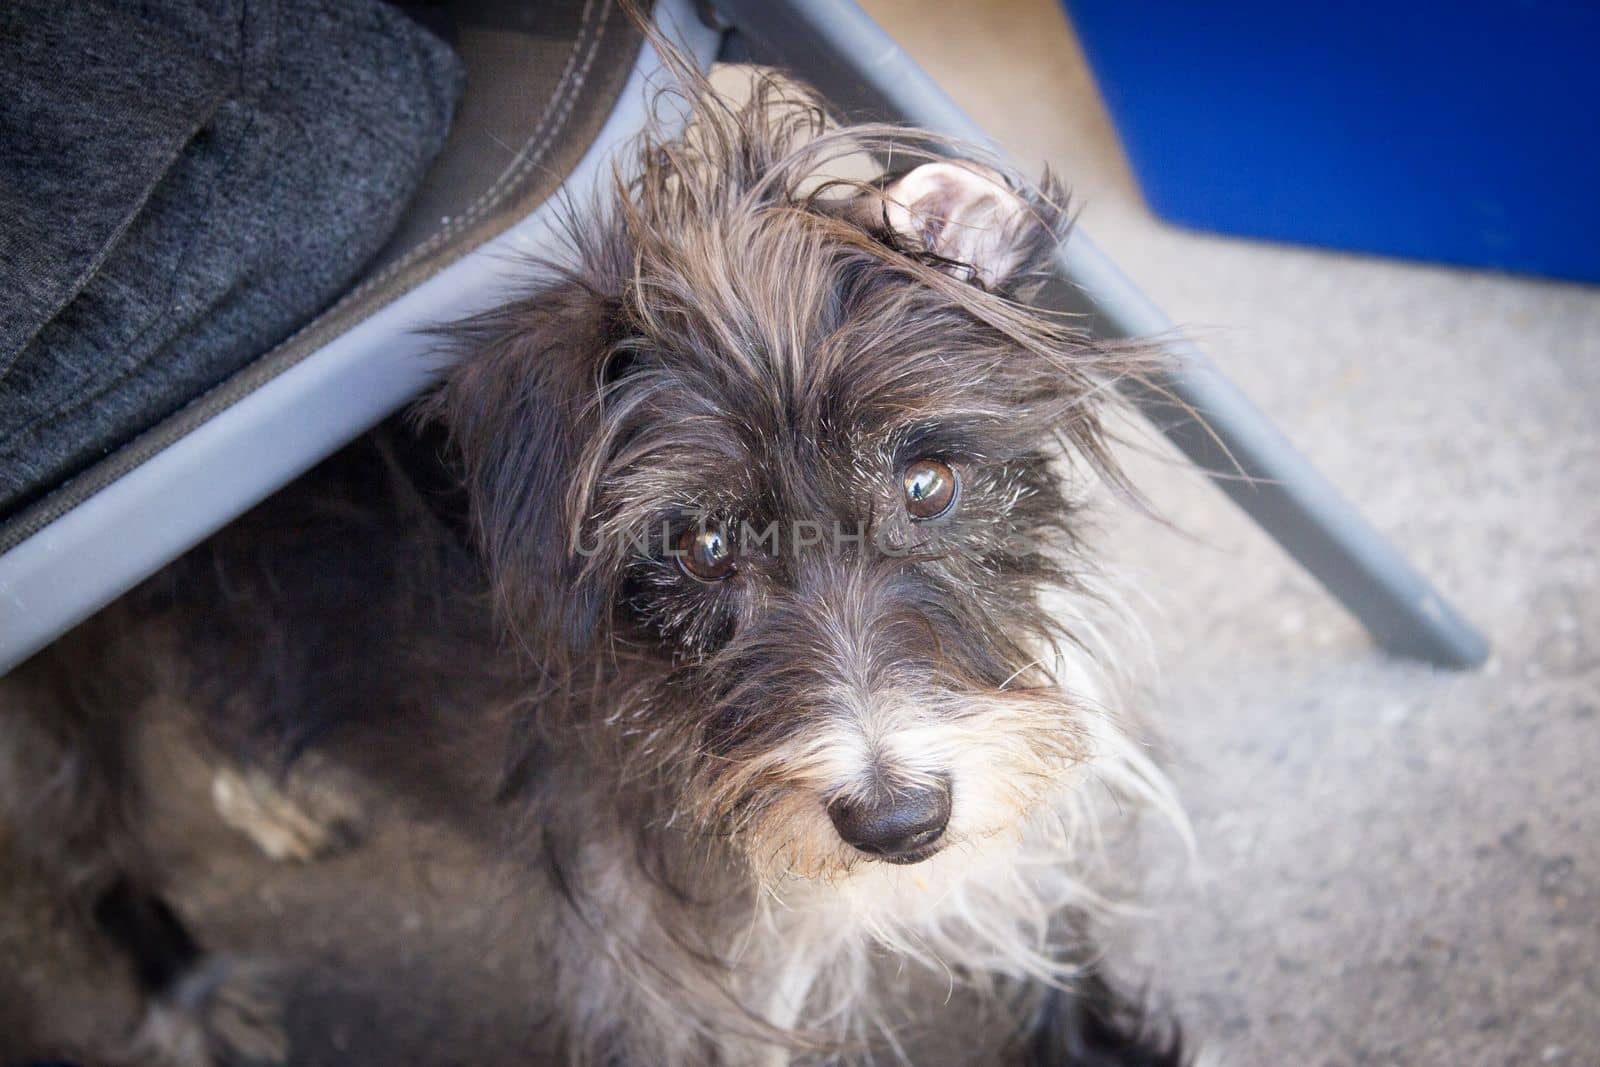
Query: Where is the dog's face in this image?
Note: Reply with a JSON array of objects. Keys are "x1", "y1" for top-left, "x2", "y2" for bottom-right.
[{"x1": 435, "y1": 88, "x2": 1141, "y2": 890}]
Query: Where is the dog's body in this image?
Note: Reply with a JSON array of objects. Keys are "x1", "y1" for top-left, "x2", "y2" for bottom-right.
[{"x1": 1, "y1": 72, "x2": 1187, "y2": 1066}]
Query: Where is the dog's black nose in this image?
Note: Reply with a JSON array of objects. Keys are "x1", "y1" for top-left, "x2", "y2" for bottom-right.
[{"x1": 828, "y1": 779, "x2": 951, "y2": 863}]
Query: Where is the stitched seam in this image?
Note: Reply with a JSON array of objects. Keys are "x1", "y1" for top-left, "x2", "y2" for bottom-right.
[
  {"x1": 263, "y1": 0, "x2": 610, "y2": 348},
  {"x1": 0, "y1": 0, "x2": 605, "y2": 476},
  {"x1": 0, "y1": 1, "x2": 626, "y2": 547},
  {"x1": 442, "y1": 0, "x2": 606, "y2": 244}
]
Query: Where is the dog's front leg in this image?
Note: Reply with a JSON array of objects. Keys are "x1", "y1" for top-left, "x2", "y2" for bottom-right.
[{"x1": 1007, "y1": 971, "x2": 1186, "y2": 1067}]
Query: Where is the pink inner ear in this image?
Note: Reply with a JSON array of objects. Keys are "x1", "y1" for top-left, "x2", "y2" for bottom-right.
[
  {"x1": 882, "y1": 162, "x2": 1031, "y2": 286},
  {"x1": 909, "y1": 184, "x2": 954, "y2": 253}
]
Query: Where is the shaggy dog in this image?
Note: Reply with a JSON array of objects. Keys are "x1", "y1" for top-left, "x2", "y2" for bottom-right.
[{"x1": 0, "y1": 64, "x2": 1189, "y2": 1067}]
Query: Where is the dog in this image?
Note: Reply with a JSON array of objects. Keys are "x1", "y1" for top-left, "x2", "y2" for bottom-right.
[{"x1": 0, "y1": 64, "x2": 1189, "y2": 1067}]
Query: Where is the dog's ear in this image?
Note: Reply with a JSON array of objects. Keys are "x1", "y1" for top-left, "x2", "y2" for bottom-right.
[
  {"x1": 424, "y1": 279, "x2": 621, "y2": 657},
  {"x1": 866, "y1": 161, "x2": 1051, "y2": 288}
]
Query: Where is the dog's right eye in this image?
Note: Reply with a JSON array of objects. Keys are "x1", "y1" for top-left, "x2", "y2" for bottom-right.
[
  {"x1": 675, "y1": 526, "x2": 736, "y2": 582},
  {"x1": 903, "y1": 458, "x2": 958, "y2": 520}
]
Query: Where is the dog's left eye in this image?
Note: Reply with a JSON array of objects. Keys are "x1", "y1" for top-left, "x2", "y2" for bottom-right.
[
  {"x1": 675, "y1": 526, "x2": 736, "y2": 582},
  {"x1": 903, "y1": 458, "x2": 958, "y2": 520}
]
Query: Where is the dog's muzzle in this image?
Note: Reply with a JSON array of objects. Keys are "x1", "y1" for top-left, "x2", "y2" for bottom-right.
[{"x1": 827, "y1": 776, "x2": 951, "y2": 864}]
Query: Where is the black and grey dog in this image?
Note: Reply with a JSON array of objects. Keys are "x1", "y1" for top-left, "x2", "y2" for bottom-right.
[{"x1": 0, "y1": 67, "x2": 1189, "y2": 1067}]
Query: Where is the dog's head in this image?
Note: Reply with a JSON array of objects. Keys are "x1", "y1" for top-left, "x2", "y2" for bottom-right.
[{"x1": 431, "y1": 78, "x2": 1156, "y2": 890}]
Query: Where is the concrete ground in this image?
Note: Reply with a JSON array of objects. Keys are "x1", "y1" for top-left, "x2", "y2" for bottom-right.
[{"x1": 5, "y1": 2, "x2": 1596, "y2": 1065}]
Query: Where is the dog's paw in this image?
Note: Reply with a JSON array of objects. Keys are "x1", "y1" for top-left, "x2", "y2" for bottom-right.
[
  {"x1": 124, "y1": 958, "x2": 287, "y2": 1067},
  {"x1": 210, "y1": 761, "x2": 364, "y2": 863}
]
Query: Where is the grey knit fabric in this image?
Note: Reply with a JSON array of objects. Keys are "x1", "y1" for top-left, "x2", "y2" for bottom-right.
[{"x1": 0, "y1": 0, "x2": 463, "y2": 515}]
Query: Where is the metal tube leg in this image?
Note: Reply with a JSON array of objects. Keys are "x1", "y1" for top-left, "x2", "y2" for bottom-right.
[
  {"x1": 1127, "y1": 351, "x2": 1491, "y2": 667},
  {"x1": 1053, "y1": 235, "x2": 1490, "y2": 668},
  {"x1": 710, "y1": 0, "x2": 1490, "y2": 667}
]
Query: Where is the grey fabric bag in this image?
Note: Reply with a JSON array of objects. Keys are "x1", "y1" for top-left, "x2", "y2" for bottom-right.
[{"x1": 0, "y1": 0, "x2": 463, "y2": 515}]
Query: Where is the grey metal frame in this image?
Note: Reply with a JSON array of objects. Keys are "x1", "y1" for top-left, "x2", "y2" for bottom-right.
[{"x1": 708, "y1": 0, "x2": 1488, "y2": 668}]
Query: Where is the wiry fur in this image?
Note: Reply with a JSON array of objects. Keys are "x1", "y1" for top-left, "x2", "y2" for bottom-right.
[{"x1": 0, "y1": 64, "x2": 1189, "y2": 1067}]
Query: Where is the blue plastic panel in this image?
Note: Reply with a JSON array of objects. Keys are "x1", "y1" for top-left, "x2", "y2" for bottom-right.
[{"x1": 1064, "y1": 1, "x2": 1600, "y2": 283}]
